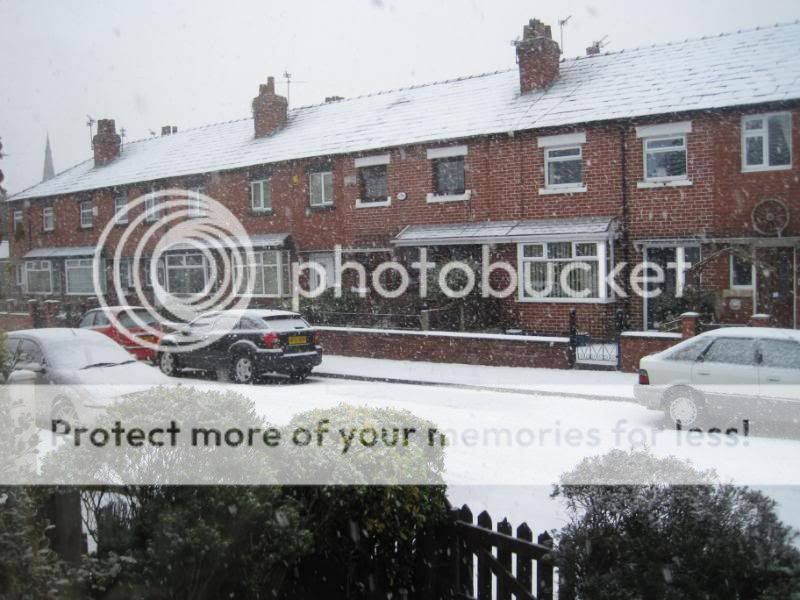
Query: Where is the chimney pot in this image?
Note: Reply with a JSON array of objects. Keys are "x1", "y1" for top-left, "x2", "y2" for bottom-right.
[
  {"x1": 325, "y1": 95, "x2": 344, "y2": 103},
  {"x1": 161, "y1": 126, "x2": 171, "y2": 136},
  {"x1": 92, "y1": 118, "x2": 121, "y2": 167},
  {"x1": 253, "y1": 75, "x2": 288, "y2": 138},
  {"x1": 172, "y1": 126, "x2": 178, "y2": 134},
  {"x1": 515, "y1": 18, "x2": 560, "y2": 93}
]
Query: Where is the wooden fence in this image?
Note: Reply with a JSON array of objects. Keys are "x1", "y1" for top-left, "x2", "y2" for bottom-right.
[{"x1": 451, "y1": 504, "x2": 565, "y2": 600}]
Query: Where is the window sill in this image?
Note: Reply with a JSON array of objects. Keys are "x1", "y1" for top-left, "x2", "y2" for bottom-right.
[
  {"x1": 637, "y1": 180, "x2": 692, "y2": 189},
  {"x1": 723, "y1": 288, "x2": 753, "y2": 298},
  {"x1": 308, "y1": 204, "x2": 335, "y2": 213},
  {"x1": 113, "y1": 222, "x2": 129, "y2": 227},
  {"x1": 741, "y1": 164, "x2": 793, "y2": 174},
  {"x1": 251, "y1": 209, "x2": 273, "y2": 216},
  {"x1": 356, "y1": 197, "x2": 391, "y2": 208},
  {"x1": 79, "y1": 226, "x2": 94, "y2": 230},
  {"x1": 538, "y1": 185, "x2": 587, "y2": 196},
  {"x1": 426, "y1": 190, "x2": 472, "y2": 204}
]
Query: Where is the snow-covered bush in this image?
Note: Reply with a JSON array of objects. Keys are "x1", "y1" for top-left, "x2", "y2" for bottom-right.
[{"x1": 553, "y1": 449, "x2": 800, "y2": 599}]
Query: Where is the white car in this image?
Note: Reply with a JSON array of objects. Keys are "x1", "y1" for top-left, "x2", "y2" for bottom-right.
[
  {"x1": 4, "y1": 328, "x2": 172, "y2": 426},
  {"x1": 634, "y1": 327, "x2": 800, "y2": 429}
]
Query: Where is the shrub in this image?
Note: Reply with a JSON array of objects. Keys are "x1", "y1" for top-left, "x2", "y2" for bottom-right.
[{"x1": 553, "y1": 449, "x2": 800, "y2": 599}]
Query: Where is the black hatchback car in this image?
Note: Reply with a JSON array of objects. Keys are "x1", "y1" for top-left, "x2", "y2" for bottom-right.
[{"x1": 157, "y1": 309, "x2": 322, "y2": 383}]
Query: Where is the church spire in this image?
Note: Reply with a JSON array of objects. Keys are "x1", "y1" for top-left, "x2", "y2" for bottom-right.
[{"x1": 42, "y1": 134, "x2": 55, "y2": 181}]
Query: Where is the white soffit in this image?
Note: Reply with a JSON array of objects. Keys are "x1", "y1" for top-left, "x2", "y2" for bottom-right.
[
  {"x1": 537, "y1": 132, "x2": 586, "y2": 148},
  {"x1": 635, "y1": 121, "x2": 693, "y2": 138}
]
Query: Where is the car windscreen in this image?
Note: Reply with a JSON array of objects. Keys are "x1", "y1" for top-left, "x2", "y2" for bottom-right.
[
  {"x1": 116, "y1": 309, "x2": 159, "y2": 329},
  {"x1": 46, "y1": 337, "x2": 134, "y2": 369},
  {"x1": 261, "y1": 317, "x2": 310, "y2": 332}
]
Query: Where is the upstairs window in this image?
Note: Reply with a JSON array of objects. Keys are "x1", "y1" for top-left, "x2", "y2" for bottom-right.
[
  {"x1": 187, "y1": 186, "x2": 208, "y2": 218},
  {"x1": 144, "y1": 190, "x2": 160, "y2": 222},
  {"x1": 13, "y1": 210, "x2": 23, "y2": 233},
  {"x1": 113, "y1": 193, "x2": 128, "y2": 224},
  {"x1": 42, "y1": 207, "x2": 55, "y2": 232},
  {"x1": 433, "y1": 157, "x2": 465, "y2": 196},
  {"x1": 426, "y1": 146, "x2": 469, "y2": 202},
  {"x1": 355, "y1": 154, "x2": 390, "y2": 207},
  {"x1": 545, "y1": 146, "x2": 583, "y2": 188},
  {"x1": 309, "y1": 171, "x2": 334, "y2": 207},
  {"x1": 250, "y1": 178, "x2": 272, "y2": 212},
  {"x1": 80, "y1": 200, "x2": 94, "y2": 228},
  {"x1": 742, "y1": 113, "x2": 792, "y2": 171},
  {"x1": 644, "y1": 136, "x2": 687, "y2": 181}
]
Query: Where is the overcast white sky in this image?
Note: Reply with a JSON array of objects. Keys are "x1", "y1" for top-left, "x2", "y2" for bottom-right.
[{"x1": 1, "y1": 0, "x2": 798, "y2": 194}]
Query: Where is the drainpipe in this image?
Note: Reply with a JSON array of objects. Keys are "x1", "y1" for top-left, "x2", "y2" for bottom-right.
[{"x1": 619, "y1": 124, "x2": 633, "y2": 329}]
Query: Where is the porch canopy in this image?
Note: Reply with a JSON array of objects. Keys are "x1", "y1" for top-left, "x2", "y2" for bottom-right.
[
  {"x1": 392, "y1": 216, "x2": 617, "y2": 246},
  {"x1": 163, "y1": 233, "x2": 290, "y2": 252},
  {"x1": 23, "y1": 246, "x2": 96, "y2": 258}
]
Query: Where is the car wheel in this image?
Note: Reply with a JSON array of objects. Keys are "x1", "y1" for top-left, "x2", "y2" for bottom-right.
[
  {"x1": 51, "y1": 398, "x2": 80, "y2": 427},
  {"x1": 231, "y1": 354, "x2": 255, "y2": 384},
  {"x1": 664, "y1": 387, "x2": 705, "y2": 428},
  {"x1": 159, "y1": 351, "x2": 180, "y2": 377},
  {"x1": 289, "y1": 369, "x2": 311, "y2": 383}
]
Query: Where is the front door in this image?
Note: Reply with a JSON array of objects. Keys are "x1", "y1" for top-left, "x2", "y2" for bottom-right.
[{"x1": 755, "y1": 246, "x2": 795, "y2": 328}]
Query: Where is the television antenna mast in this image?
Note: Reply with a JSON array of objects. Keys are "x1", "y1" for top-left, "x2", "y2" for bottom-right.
[
  {"x1": 558, "y1": 15, "x2": 572, "y2": 54},
  {"x1": 86, "y1": 115, "x2": 96, "y2": 149},
  {"x1": 282, "y1": 70, "x2": 309, "y2": 107}
]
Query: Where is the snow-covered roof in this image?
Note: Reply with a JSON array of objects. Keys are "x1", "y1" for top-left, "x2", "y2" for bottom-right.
[
  {"x1": 12, "y1": 22, "x2": 800, "y2": 201},
  {"x1": 394, "y1": 216, "x2": 616, "y2": 245},
  {"x1": 23, "y1": 245, "x2": 96, "y2": 258}
]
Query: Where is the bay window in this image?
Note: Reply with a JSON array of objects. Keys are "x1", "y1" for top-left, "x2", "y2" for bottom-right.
[
  {"x1": 519, "y1": 241, "x2": 609, "y2": 301},
  {"x1": 24, "y1": 260, "x2": 53, "y2": 294},
  {"x1": 165, "y1": 254, "x2": 207, "y2": 295},
  {"x1": 66, "y1": 258, "x2": 103, "y2": 295},
  {"x1": 235, "y1": 250, "x2": 290, "y2": 297},
  {"x1": 742, "y1": 113, "x2": 792, "y2": 171}
]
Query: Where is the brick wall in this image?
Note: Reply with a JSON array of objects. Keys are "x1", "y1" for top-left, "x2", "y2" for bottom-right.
[
  {"x1": 0, "y1": 312, "x2": 33, "y2": 332},
  {"x1": 318, "y1": 327, "x2": 571, "y2": 369},
  {"x1": 619, "y1": 332, "x2": 682, "y2": 372}
]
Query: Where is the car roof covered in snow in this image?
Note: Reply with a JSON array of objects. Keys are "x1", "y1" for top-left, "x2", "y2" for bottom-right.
[
  {"x1": 11, "y1": 21, "x2": 800, "y2": 201},
  {"x1": 7, "y1": 328, "x2": 115, "y2": 343},
  {"x1": 199, "y1": 309, "x2": 301, "y2": 319},
  {"x1": 698, "y1": 327, "x2": 800, "y2": 342}
]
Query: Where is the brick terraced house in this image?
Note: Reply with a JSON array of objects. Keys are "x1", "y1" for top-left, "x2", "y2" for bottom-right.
[{"x1": 4, "y1": 19, "x2": 800, "y2": 341}]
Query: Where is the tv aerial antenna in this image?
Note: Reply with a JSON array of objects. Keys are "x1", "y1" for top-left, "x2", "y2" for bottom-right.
[
  {"x1": 282, "y1": 70, "x2": 309, "y2": 107},
  {"x1": 86, "y1": 115, "x2": 96, "y2": 149},
  {"x1": 558, "y1": 15, "x2": 572, "y2": 54}
]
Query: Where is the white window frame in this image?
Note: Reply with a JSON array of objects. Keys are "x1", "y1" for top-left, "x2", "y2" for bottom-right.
[
  {"x1": 642, "y1": 134, "x2": 688, "y2": 183},
  {"x1": 187, "y1": 186, "x2": 208, "y2": 218},
  {"x1": 79, "y1": 201, "x2": 93, "y2": 229},
  {"x1": 13, "y1": 210, "x2": 23, "y2": 232},
  {"x1": 114, "y1": 258, "x2": 134, "y2": 289},
  {"x1": 517, "y1": 241, "x2": 610, "y2": 303},
  {"x1": 250, "y1": 179, "x2": 272, "y2": 212},
  {"x1": 144, "y1": 189, "x2": 160, "y2": 223},
  {"x1": 42, "y1": 207, "x2": 55, "y2": 232},
  {"x1": 142, "y1": 257, "x2": 165, "y2": 289},
  {"x1": 234, "y1": 250, "x2": 290, "y2": 298},
  {"x1": 114, "y1": 193, "x2": 129, "y2": 224},
  {"x1": 165, "y1": 253, "x2": 208, "y2": 296},
  {"x1": 741, "y1": 112, "x2": 793, "y2": 172},
  {"x1": 15, "y1": 263, "x2": 24, "y2": 288},
  {"x1": 24, "y1": 260, "x2": 52, "y2": 295},
  {"x1": 356, "y1": 156, "x2": 391, "y2": 208},
  {"x1": 65, "y1": 258, "x2": 102, "y2": 296},
  {"x1": 309, "y1": 171, "x2": 334, "y2": 207},
  {"x1": 426, "y1": 148, "x2": 470, "y2": 203},
  {"x1": 729, "y1": 249, "x2": 755, "y2": 290},
  {"x1": 542, "y1": 145, "x2": 586, "y2": 192}
]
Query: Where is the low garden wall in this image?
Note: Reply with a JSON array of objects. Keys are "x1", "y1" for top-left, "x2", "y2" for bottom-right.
[
  {"x1": 619, "y1": 331, "x2": 682, "y2": 373},
  {"x1": 0, "y1": 311, "x2": 33, "y2": 332},
  {"x1": 317, "y1": 326, "x2": 571, "y2": 369}
]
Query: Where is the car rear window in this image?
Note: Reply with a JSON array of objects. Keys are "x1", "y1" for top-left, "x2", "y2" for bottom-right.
[
  {"x1": 262, "y1": 317, "x2": 310, "y2": 332},
  {"x1": 116, "y1": 309, "x2": 159, "y2": 328}
]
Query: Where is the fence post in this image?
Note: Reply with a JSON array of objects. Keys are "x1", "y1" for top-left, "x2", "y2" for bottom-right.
[
  {"x1": 567, "y1": 308, "x2": 577, "y2": 367},
  {"x1": 496, "y1": 518, "x2": 512, "y2": 600},
  {"x1": 457, "y1": 505, "x2": 474, "y2": 597},
  {"x1": 536, "y1": 531, "x2": 554, "y2": 600},
  {"x1": 516, "y1": 522, "x2": 533, "y2": 597},
  {"x1": 615, "y1": 308, "x2": 626, "y2": 370},
  {"x1": 476, "y1": 511, "x2": 493, "y2": 600}
]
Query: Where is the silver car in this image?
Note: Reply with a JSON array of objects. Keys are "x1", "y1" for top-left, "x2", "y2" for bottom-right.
[
  {"x1": 4, "y1": 328, "x2": 172, "y2": 426},
  {"x1": 634, "y1": 327, "x2": 800, "y2": 429}
]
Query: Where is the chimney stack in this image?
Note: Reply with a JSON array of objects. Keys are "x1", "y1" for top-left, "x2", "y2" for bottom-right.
[
  {"x1": 515, "y1": 19, "x2": 560, "y2": 93},
  {"x1": 92, "y1": 119, "x2": 121, "y2": 167},
  {"x1": 160, "y1": 125, "x2": 178, "y2": 136},
  {"x1": 252, "y1": 76, "x2": 288, "y2": 138},
  {"x1": 586, "y1": 42, "x2": 601, "y2": 56}
]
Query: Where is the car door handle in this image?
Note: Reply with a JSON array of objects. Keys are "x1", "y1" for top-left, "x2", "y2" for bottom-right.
[
  {"x1": 696, "y1": 371, "x2": 711, "y2": 376},
  {"x1": 765, "y1": 376, "x2": 781, "y2": 382}
]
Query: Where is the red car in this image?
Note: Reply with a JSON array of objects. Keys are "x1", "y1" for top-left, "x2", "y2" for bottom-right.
[{"x1": 78, "y1": 306, "x2": 166, "y2": 362}]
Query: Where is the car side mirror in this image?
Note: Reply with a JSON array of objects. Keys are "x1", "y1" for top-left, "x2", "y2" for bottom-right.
[{"x1": 695, "y1": 354, "x2": 704, "y2": 363}]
